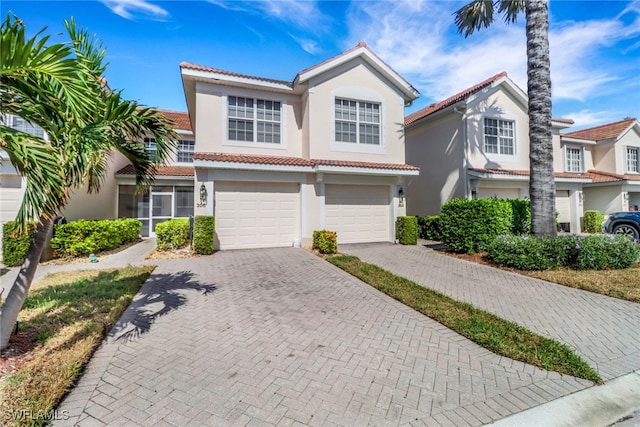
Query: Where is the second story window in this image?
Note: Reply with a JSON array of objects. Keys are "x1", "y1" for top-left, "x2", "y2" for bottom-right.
[
  {"x1": 627, "y1": 147, "x2": 639, "y2": 173},
  {"x1": 335, "y1": 98, "x2": 380, "y2": 145},
  {"x1": 144, "y1": 137, "x2": 157, "y2": 159},
  {"x1": 177, "y1": 140, "x2": 194, "y2": 163},
  {"x1": 483, "y1": 118, "x2": 514, "y2": 155},
  {"x1": 565, "y1": 147, "x2": 583, "y2": 172},
  {"x1": 10, "y1": 116, "x2": 45, "y2": 138},
  {"x1": 228, "y1": 96, "x2": 281, "y2": 144}
]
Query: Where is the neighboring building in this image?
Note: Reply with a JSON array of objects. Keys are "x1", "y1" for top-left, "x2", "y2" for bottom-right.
[
  {"x1": 561, "y1": 118, "x2": 640, "y2": 214},
  {"x1": 181, "y1": 41, "x2": 419, "y2": 249},
  {"x1": 63, "y1": 110, "x2": 196, "y2": 237},
  {"x1": 1, "y1": 115, "x2": 41, "y2": 255},
  {"x1": 404, "y1": 72, "x2": 590, "y2": 233}
]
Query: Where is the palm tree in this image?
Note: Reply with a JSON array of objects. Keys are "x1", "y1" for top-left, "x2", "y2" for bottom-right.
[
  {"x1": 454, "y1": 0, "x2": 556, "y2": 237},
  {"x1": 0, "y1": 16, "x2": 177, "y2": 349}
]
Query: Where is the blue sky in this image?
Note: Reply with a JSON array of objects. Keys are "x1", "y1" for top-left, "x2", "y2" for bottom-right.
[{"x1": 3, "y1": 0, "x2": 640, "y2": 129}]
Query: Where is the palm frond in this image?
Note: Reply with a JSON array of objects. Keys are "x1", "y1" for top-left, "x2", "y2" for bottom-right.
[{"x1": 454, "y1": 0, "x2": 495, "y2": 37}]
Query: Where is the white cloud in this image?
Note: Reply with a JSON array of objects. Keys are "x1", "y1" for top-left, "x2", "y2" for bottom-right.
[
  {"x1": 209, "y1": 0, "x2": 328, "y2": 32},
  {"x1": 563, "y1": 110, "x2": 622, "y2": 129},
  {"x1": 343, "y1": 0, "x2": 639, "y2": 111},
  {"x1": 100, "y1": 0, "x2": 169, "y2": 20},
  {"x1": 289, "y1": 33, "x2": 321, "y2": 55}
]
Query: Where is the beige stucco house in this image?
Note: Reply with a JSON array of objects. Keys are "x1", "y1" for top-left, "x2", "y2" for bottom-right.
[
  {"x1": 561, "y1": 118, "x2": 640, "y2": 214},
  {"x1": 62, "y1": 109, "x2": 196, "y2": 237},
  {"x1": 181, "y1": 42, "x2": 419, "y2": 249},
  {"x1": 404, "y1": 72, "x2": 593, "y2": 233}
]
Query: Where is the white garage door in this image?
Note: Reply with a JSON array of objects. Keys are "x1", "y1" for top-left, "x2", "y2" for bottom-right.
[
  {"x1": 214, "y1": 181, "x2": 300, "y2": 250},
  {"x1": 556, "y1": 190, "x2": 571, "y2": 223},
  {"x1": 479, "y1": 187, "x2": 521, "y2": 199},
  {"x1": 325, "y1": 184, "x2": 390, "y2": 244}
]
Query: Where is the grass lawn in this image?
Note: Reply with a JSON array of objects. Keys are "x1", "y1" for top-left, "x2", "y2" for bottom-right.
[
  {"x1": 0, "y1": 266, "x2": 154, "y2": 426},
  {"x1": 328, "y1": 255, "x2": 602, "y2": 384},
  {"x1": 524, "y1": 265, "x2": 640, "y2": 303},
  {"x1": 442, "y1": 250, "x2": 640, "y2": 303}
]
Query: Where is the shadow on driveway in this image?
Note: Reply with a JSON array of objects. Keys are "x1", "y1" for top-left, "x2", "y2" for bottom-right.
[{"x1": 110, "y1": 270, "x2": 217, "y2": 343}]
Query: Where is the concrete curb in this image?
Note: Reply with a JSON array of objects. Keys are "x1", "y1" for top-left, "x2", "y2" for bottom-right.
[{"x1": 486, "y1": 370, "x2": 640, "y2": 427}]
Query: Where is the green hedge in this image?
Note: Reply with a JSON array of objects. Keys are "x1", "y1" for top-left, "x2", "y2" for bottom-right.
[
  {"x1": 583, "y1": 210, "x2": 604, "y2": 234},
  {"x1": 313, "y1": 230, "x2": 338, "y2": 254},
  {"x1": 396, "y1": 216, "x2": 418, "y2": 245},
  {"x1": 156, "y1": 219, "x2": 190, "y2": 251},
  {"x1": 508, "y1": 199, "x2": 531, "y2": 235},
  {"x1": 417, "y1": 215, "x2": 441, "y2": 241},
  {"x1": 192, "y1": 216, "x2": 215, "y2": 255},
  {"x1": 488, "y1": 234, "x2": 640, "y2": 270},
  {"x1": 51, "y1": 218, "x2": 141, "y2": 258},
  {"x1": 2, "y1": 221, "x2": 35, "y2": 267},
  {"x1": 439, "y1": 198, "x2": 513, "y2": 253}
]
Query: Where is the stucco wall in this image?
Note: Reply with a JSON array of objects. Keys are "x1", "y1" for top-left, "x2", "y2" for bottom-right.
[
  {"x1": 405, "y1": 113, "x2": 465, "y2": 216},
  {"x1": 465, "y1": 87, "x2": 530, "y2": 171},
  {"x1": 305, "y1": 60, "x2": 406, "y2": 164}
]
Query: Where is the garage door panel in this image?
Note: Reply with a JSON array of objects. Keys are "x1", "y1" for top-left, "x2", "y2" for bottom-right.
[
  {"x1": 325, "y1": 184, "x2": 390, "y2": 244},
  {"x1": 215, "y1": 181, "x2": 300, "y2": 250}
]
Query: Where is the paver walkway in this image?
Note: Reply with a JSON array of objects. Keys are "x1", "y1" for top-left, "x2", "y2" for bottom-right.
[
  {"x1": 52, "y1": 247, "x2": 592, "y2": 426},
  {"x1": 341, "y1": 242, "x2": 640, "y2": 382}
]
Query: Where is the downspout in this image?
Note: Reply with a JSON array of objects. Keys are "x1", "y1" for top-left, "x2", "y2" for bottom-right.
[{"x1": 453, "y1": 105, "x2": 469, "y2": 198}]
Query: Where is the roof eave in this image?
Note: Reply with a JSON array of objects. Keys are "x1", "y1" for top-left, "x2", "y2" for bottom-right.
[{"x1": 296, "y1": 47, "x2": 419, "y2": 102}]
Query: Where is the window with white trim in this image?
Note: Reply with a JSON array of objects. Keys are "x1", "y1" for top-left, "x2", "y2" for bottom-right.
[
  {"x1": 627, "y1": 147, "x2": 639, "y2": 173},
  {"x1": 144, "y1": 137, "x2": 157, "y2": 159},
  {"x1": 483, "y1": 118, "x2": 514, "y2": 155},
  {"x1": 335, "y1": 98, "x2": 380, "y2": 145},
  {"x1": 228, "y1": 96, "x2": 281, "y2": 144},
  {"x1": 177, "y1": 140, "x2": 194, "y2": 163},
  {"x1": 10, "y1": 116, "x2": 44, "y2": 138},
  {"x1": 565, "y1": 147, "x2": 583, "y2": 172}
]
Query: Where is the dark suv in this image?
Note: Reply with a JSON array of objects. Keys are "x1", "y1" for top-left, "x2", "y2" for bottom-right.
[{"x1": 602, "y1": 212, "x2": 640, "y2": 239}]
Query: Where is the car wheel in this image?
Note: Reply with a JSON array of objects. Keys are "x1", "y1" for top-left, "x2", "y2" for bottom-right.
[{"x1": 612, "y1": 224, "x2": 640, "y2": 240}]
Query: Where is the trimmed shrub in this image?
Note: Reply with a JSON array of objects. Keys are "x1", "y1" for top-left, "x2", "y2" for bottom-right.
[
  {"x1": 192, "y1": 216, "x2": 215, "y2": 255},
  {"x1": 313, "y1": 230, "x2": 338, "y2": 254},
  {"x1": 487, "y1": 235, "x2": 566, "y2": 270},
  {"x1": 575, "y1": 234, "x2": 639, "y2": 270},
  {"x1": 2, "y1": 221, "x2": 35, "y2": 267},
  {"x1": 396, "y1": 216, "x2": 418, "y2": 245},
  {"x1": 51, "y1": 218, "x2": 141, "y2": 258},
  {"x1": 488, "y1": 234, "x2": 640, "y2": 270},
  {"x1": 156, "y1": 219, "x2": 190, "y2": 251},
  {"x1": 507, "y1": 199, "x2": 531, "y2": 235},
  {"x1": 417, "y1": 215, "x2": 441, "y2": 241},
  {"x1": 583, "y1": 210, "x2": 605, "y2": 234},
  {"x1": 439, "y1": 198, "x2": 513, "y2": 253}
]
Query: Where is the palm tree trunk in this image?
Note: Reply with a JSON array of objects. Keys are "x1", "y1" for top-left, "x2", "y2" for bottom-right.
[
  {"x1": 0, "y1": 217, "x2": 52, "y2": 350},
  {"x1": 526, "y1": 0, "x2": 556, "y2": 237}
]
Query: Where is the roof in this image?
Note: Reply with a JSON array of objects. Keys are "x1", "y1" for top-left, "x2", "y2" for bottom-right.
[
  {"x1": 584, "y1": 170, "x2": 640, "y2": 183},
  {"x1": 193, "y1": 152, "x2": 419, "y2": 171},
  {"x1": 562, "y1": 118, "x2": 637, "y2": 141},
  {"x1": 116, "y1": 165, "x2": 194, "y2": 177},
  {"x1": 179, "y1": 62, "x2": 293, "y2": 88},
  {"x1": 405, "y1": 72, "x2": 508, "y2": 126},
  {"x1": 181, "y1": 41, "x2": 418, "y2": 102},
  {"x1": 157, "y1": 109, "x2": 192, "y2": 132},
  {"x1": 468, "y1": 168, "x2": 590, "y2": 180}
]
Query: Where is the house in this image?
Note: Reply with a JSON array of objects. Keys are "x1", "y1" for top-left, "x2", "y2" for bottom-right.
[
  {"x1": 404, "y1": 72, "x2": 590, "y2": 233},
  {"x1": 180, "y1": 41, "x2": 419, "y2": 250},
  {"x1": 1, "y1": 115, "x2": 41, "y2": 255},
  {"x1": 62, "y1": 109, "x2": 196, "y2": 237},
  {"x1": 561, "y1": 118, "x2": 640, "y2": 213}
]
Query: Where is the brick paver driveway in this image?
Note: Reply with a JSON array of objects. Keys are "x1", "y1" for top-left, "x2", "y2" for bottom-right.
[
  {"x1": 56, "y1": 248, "x2": 591, "y2": 426},
  {"x1": 342, "y1": 242, "x2": 640, "y2": 382}
]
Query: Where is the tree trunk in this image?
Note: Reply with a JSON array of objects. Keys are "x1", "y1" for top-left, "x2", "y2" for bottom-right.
[
  {"x1": 0, "y1": 217, "x2": 52, "y2": 350},
  {"x1": 526, "y1": 0, "x2": 556, "y2": 237}
]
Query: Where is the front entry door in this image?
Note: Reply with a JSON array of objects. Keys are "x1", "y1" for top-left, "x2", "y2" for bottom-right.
[{"x1": 150, "y1": 189, "x2": 173, "y2": 237}]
